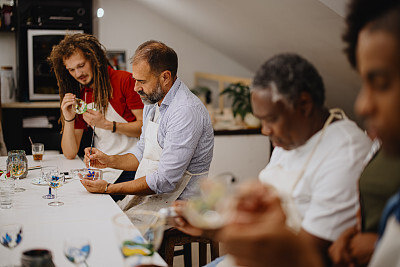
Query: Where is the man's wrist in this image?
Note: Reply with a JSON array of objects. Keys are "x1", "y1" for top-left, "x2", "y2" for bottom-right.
[
  {"x1": 107, "y1": 155, "x2": 117, "y2": 169},
  {"x1": 104, "y1": 183, "x2": 111, "y2": 193},
  {"x1": 64, "y1": 116, "x2": 76, "y2": 122},
  {"x1": 112, "y1": 121, "x2": 117, "y2": 133},
  {"x1": 104, "y1": 120, "x2": 113, "y2": 131}
]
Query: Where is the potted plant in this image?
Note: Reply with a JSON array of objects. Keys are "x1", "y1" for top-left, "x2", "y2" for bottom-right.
[{"x1": 220, "y1": 82, "x2": 260, "y2": 128}]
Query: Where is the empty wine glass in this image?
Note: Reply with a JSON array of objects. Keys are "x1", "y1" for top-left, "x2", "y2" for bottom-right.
[
  {"x1": 47, "y1": 172, "x2": 65, "y2": 206},
  {"x1": 0, "y1": 223, "x2": 23, "y2": 267},
  {"x1": 113, "y1": 211, "x2": 165, "y2": 266},
  {"x1": 41, "y1": 166, "x2": 58, "y2": 199},
  {"x1": 7, "y1": 154, "x2": 27, "y2": 193},
  {"x1": 64, "y1": 237, "x2": 90, "y2": 267},
  {"x1": 178, "y1": 172, "x2": 237, "y2": 229}
]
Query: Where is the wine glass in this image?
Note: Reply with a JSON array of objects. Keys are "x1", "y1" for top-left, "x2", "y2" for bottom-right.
[
  {"x1": 7, "y1": 154, "x2": 27, "y2": 193},
  {"x1": 64, "y1": 237, "x2": 90, "y2": 267},
  {"x1": 41, "y1": 166, "x2": 58, "y2": 199},
  {"x1": 0, "y1": 223, "x2": 23, "y2": 266},
  {"x1": 73, "y1": 98, "x2": 88, "y2": 114},
  {"x1": 113, "y1": 211, "x2": 165, "y2": 266},
  {"x1": 179, "y1": 172, "x2": 237, "y2": 229},
  {"x1": 47, "y1": 172, "x2": 65, "y2": 206}
]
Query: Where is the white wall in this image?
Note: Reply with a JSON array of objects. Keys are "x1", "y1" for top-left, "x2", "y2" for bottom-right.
[
  {"x1": 209, "y1": 135, "x2": 270, "y2": 183},
  {"x1": 93, "y1": 0, "x2": 253, "y2": 88},
  {"x1": 0, "y1": 33, "x2": 16, "y2": 74}
]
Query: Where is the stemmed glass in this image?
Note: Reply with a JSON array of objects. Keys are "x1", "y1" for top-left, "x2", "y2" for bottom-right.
[
  {"x1": 113, "y1": 211, "x2": 165, "y2": 266},
  {"x1": 47, "y1": 172, "x2": 65, "y2": 206},
  {"x1": 64, "y1": 237, "x2": 91, "y2": 267},
  {"x1": 41, "y1": 166, "x2": 58, "y2": 199},
  {"x1": 7, "y1": 154, "x2": 27, "y2": 193},
  {"x1": 178, "y1": 172, "x2": 237, "y2": 229},
  {"x1": 0, "y1": 223, "x2": 23, "y2": 266}
]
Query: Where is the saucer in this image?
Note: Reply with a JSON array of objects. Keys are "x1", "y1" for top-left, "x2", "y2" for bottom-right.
[{"x1": 31, "y1": 178, "x2": 47, "y2": 186}]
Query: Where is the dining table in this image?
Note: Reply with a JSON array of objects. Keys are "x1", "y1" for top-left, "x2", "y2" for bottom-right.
[{"x1": 0, "y1": 154, "x2": 167, "y2": 267}]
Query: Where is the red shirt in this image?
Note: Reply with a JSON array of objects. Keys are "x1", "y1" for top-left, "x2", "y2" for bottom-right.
[{"x1": 75, "y1": 66, "x2": 143, "y2": 130}]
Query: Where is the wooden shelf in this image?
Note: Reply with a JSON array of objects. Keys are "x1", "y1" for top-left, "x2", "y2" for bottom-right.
[
  {"x1": 214, "y1": 128, "x2": 261, "y2": 135},
  {"x1": 0, "y1": 27, "x2": 16, "y2": 32},
  {"x1": 2, "y1": 101, "x2": 60, "y2": 109}
]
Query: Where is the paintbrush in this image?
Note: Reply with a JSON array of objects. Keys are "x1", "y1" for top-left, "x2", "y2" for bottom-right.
[
  {"x1": 88, "y1": 126, "x2": 95, "y2": 168},
  {"x1": 28, "y1": 165, "x2": 41, "y2": 171}
]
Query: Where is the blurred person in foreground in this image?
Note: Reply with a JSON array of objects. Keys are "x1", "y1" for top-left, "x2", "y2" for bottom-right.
[
  {"x1": 80, "y1": 40, "x2": 214, "y2": 214},
  {"x1": 329, "y1": 0, "x2": 400, "y2": 266},
  {"x1": 174, "y1": 53, "x2": 372, "y2": 266},
  {"x1": 329, "y1": 141, "x2": 400, "y2": 266},
  {"x1": 173, "y1": 0, "x2": 400, "y2": 266}
]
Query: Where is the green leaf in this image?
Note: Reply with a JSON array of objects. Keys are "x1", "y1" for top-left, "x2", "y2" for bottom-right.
[{"x1": 220, "y1": 82, "x2": 252, "y2": 119}]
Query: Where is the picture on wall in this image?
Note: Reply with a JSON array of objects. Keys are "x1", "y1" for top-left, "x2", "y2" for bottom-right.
[{"x1": 106, "y1": 50, "x2": 127, "y2": 71}]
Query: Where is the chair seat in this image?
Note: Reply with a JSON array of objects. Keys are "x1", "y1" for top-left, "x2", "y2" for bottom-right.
[{"x1": 158, "y1": 228, "x2": 219, "y2": 267}]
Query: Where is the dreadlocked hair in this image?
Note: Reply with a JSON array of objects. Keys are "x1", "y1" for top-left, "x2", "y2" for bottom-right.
[{"x1": 47, "y1": 33, "x2": 113, "y2": 131}]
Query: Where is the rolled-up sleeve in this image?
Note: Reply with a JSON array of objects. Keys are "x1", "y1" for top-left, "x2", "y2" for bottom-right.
[{"x1": 146, "y1": 104, "x2": 204, "y2": 194}]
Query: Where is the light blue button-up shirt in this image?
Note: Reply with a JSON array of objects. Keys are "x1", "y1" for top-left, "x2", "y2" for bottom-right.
[{"x1": 129, "y1": 78, "x2": 214, "y2": 199}]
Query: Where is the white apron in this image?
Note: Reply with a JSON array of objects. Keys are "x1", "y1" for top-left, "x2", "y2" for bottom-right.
[
  {"x1": 87, "y1": 102, "x2": 139, "y2": 183},
  {"x1": 118, "y1": 105, "x2": 206, "y2": 215},
  {"x1": 259, "y1": 108, "x2": 348, "y2": 232}
]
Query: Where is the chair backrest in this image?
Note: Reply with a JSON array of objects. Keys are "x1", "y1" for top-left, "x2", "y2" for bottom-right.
[{"x1": 159, "y1": 228, "x2": 220, "y2": 267}]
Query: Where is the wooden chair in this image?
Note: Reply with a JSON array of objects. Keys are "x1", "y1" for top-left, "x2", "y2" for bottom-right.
[{"x1": 158, "y1": 228, "x2": 219, "y2": 267}]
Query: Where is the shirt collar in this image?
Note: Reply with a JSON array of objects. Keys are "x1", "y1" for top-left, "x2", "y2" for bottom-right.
[{"x1": 160, "y1": 77, "x2": 181, "y2": 108}]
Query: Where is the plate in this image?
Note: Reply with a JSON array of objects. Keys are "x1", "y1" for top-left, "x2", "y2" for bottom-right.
[{"x1": 31, "y1": 178, "x2": 47, "y2": 186}]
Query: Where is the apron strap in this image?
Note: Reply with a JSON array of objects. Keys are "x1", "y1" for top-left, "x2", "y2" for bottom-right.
[
  {"x1": 186, "y1": 170, "x2": 209, "y2": 176},
  {"x1": 291, "y1": 108, "x2": 347, "y2": 192}
]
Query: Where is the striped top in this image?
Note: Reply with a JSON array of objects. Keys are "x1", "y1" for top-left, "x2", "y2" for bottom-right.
[{"x1": 130, "y1": 78, "x2": 214, "y2": 199}]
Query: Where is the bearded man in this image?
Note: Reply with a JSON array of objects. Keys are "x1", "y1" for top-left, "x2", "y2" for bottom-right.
[{"x1": 80, "y1": 40, "x2": 214, "y2": 214}]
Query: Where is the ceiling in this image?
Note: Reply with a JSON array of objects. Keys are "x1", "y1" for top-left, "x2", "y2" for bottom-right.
[{"x1": 134, "y1": 0, "x2": 362, "y2": 121}]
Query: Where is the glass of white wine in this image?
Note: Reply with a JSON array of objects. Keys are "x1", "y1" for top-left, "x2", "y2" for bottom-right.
[
  {"x1": 47, "y1": 172, "x2": 65, "y2": 206},
  {"x1": 7, "y1": 154, "x2": 27, "y2": 193}
]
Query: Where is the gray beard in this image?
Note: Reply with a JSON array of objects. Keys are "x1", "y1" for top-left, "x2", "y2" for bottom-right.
[{"x1": 139, "y1": 84, "x2": 165, "y2": 105}]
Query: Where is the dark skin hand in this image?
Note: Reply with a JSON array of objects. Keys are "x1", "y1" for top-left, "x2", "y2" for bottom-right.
[
  {"x1": 173, "y1": 182, "x2": 325, "y2": 267},
  {"x1": 329, "y1": 226, "x2": 377, "y2": 267},
  {"x1": 348, "y1": 232, "x2": 377, "y2": 266},
  {"x1": 329, "y1": 225, "x2": 358, "y2": 266},
  {"x1": 216, "y1": 182, "x2": 322, "y2": 267}
]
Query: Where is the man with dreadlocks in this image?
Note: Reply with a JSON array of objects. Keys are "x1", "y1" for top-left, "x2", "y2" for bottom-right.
[
  {"x1": 48, "y1": 34, "x2": 144, "y2": 166},
  {"x1": 80, "y1": 40, "x2": 214, "y2": 214}
]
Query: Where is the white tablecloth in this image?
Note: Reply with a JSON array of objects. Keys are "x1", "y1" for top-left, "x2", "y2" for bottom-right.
[{"x1": 0, "y1": 154, "x2": 167, "y2": 267}]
